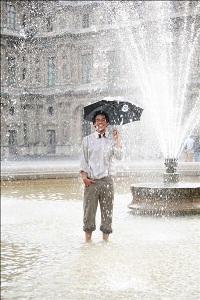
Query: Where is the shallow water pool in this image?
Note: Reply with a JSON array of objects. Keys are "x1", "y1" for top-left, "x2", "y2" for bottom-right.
[{"x1": 1, "y1": 178, "x2": 200, "y2": 300}]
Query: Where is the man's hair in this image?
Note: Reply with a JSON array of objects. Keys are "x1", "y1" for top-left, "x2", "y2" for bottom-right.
[{"x1": 92, "y1": 110, "x2": 109, "y2": 124}]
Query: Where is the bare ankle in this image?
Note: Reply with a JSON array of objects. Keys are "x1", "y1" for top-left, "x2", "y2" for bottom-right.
[
  {"x1": 103, "y1": 233, "x2": 109, "y2": 241},
  {"x1": 85, "y1": 232, "x2": 92, "y2": 242}
]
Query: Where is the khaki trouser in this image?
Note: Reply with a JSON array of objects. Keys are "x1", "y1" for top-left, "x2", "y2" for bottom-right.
[
  {"x1": 184, "y1": 150, "x2": 194, "y2": 162},
  {"x1": 83, "y1": 176, "x2": 114, "y2": 234}
]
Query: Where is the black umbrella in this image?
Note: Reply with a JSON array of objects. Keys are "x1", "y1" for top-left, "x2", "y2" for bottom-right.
[{"x1": 83, "y1": 98, "x2": 143, "y2": 125}]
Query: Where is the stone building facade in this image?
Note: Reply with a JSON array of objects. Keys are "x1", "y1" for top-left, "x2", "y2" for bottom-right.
[{"x1": 1, "y1": 1, "x2": 199, "y2": 159}]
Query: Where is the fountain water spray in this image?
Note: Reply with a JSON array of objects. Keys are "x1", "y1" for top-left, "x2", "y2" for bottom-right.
[
  {"x1": 109, "y1": 1, "x2": 200, "y2": 160},
  {"x1": 105, "y1": 1, "x2": 200, "y2": 215}
]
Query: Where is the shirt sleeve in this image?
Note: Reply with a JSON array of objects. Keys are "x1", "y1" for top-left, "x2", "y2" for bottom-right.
[
  {"x1": 80, "y1": 137, "x2": 90, "y2": 174},
  {"x1": 113, "y1": 145, "x2": 123, "y2": 160}
]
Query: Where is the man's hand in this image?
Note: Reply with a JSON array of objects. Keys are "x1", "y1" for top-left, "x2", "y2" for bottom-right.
[
  {"x1": 113, "y1": 129, "x2": 121, "y2": 148},
  {"x1": 113, "y1": 129, "x2": 119, "y2": 140},
  {"x1": 81, "y1": 171, "x2": 95, "y2": 186},
  {"x1": 83, "y1": 177, "x2": 95, "y2": 186}
]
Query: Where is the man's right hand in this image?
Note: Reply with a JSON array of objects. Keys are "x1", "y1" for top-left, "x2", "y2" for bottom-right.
[
  {"x1": 83, "y1": 177, "x2": 96, "y2": 186},
  {"x1": 81, "y1": 171, "x2": 95, "y2": 186}
]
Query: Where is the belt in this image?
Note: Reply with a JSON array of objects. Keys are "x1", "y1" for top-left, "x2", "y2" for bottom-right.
[{"x1": 91, "y1": 176, "x2": 112, "y2": 180}]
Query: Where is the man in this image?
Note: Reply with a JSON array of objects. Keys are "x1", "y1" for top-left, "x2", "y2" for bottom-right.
[
  {"x1": 184, "y1": 136, "x2": 195, "y2": 162},
  {"x1": 80, "y1": 110, "x2": 123, "y2": 242}
]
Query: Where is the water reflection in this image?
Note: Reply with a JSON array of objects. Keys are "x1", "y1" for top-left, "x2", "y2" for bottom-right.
[{"x1": 1, "y1": 179, "x2": 200, "y2": 300}]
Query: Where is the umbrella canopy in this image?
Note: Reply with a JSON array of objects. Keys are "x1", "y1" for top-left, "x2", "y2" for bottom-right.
[{"x1": 83, "y1": 98, "x2": 143, "y2": 125}]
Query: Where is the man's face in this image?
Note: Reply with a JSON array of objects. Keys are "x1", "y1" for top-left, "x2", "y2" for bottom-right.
[{"x1": 94, "y1": 114, "x2": 108, "y2": 133}]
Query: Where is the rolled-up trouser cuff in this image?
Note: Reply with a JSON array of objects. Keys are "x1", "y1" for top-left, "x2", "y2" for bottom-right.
[
  {"x1": 100, "y1": 225, "x2": 112, "y2": 234},
  {"x1": 83, "y1": 225, "x2": 96, "y2": 232}
]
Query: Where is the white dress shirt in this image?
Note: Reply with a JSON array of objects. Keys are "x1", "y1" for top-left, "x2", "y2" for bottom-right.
[
  {"x1": 80, "y1": 131, "x2": 123, "y2": 179},
  {"x1": 185, "y1": 137, "x2": 195, "y2": 151}
]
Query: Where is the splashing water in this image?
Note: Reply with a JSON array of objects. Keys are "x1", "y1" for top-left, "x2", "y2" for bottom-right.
[{"x1": 109, "y1": 1, "x2": 200, "y2": 159}]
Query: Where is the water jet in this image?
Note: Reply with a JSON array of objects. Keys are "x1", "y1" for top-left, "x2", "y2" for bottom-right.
[{"x1": 112, "y1": 2, "x2": 200, "y2": 215}]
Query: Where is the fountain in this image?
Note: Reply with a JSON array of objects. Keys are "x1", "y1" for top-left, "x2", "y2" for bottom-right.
[
  {"x1": 108, "y1": 1, "x2": 200, "y2": 215},
  {"x1": 128, "y1": 156, "x2": 200, "y2": 216},
  {"x1": 1, "y1": 3, "x2": 200, "y2": 298},
  {"x1": 163, "y1": 158, "x2": 179, "y2": 183}
]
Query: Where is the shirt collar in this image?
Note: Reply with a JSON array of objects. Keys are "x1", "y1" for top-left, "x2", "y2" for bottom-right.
[{"x1": 95, "y1": 131, "x2": 107, "y2": 139}]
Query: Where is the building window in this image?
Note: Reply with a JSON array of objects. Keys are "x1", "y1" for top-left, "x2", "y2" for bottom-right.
[
  {"x1": 7, "y1": 4, "x2": 15, "y2": 29},
  {"x1": 107, "y1": 6, "x2": 116, "y2": 25},
  {"x1": 48, "y1": 57, "x2": 56, "y2": 85},
  {"x1": 82, "y1": 119, "x2": 91, "y2": 137},
  {"x1": 48, "y1": 106, "x2": 54, "y2": 115},
  {"x1": 35, "y1": 122, "x2": 40, "y2": 144},
  {"x1": 9, "y1": 107, "x2": 15, "y2": 115},
  {"x1": 62, "y1": 64, "x2": 67, "y2": 82},
  {"x1": 8, "y1": 129, "x2": 17, "y2": 155},
  {"x1": 81, "y1": 53, "x2": 92, "y2": 84},
  {"x1": 35, "y1": 68, "x2": 40, "y2": 83},
  {"x1": 82, "y1": 13, "x2": 89, "y2": 28},
  {"x1": 7, "y1": 57, "x2": 15, "y2": 86},
  {"x1": 22, "y1": 14, "x2": 26, "y2": 27},
  {"x1": 22, "y1": 68, "x2": 26, "y2": 80},
  {"x1": 35, "y1": 58, "x2": 40, "y2": 83},
  {"x1": 23, "y1": 123, "x2": 28, "y2": 145},
  {"x1": 47, "y1": 17, "x2": 53, "y2": 32},
  {"x1": 107, "y1": 50, "x2": 117, "y2": 83},
  {"x1": 47, "y1": 130, "x2": 56, "y2": 154},
  {"x1": 62, "y1": 56, "x2": 70, "y2": 83}
]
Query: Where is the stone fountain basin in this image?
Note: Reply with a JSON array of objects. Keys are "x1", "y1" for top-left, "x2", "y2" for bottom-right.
[{"x1": 128, "y1": 182, "x2": 200, "y2": 215}]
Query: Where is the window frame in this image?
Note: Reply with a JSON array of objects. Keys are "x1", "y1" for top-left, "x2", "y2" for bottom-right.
[{"x1": 7, "y1": 4, "x2": 15, "y2": 29}]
